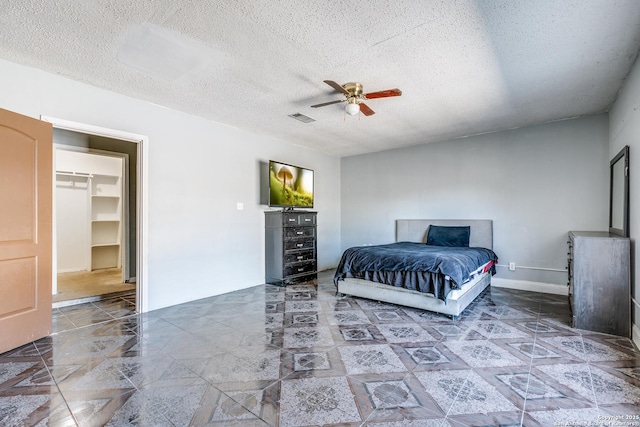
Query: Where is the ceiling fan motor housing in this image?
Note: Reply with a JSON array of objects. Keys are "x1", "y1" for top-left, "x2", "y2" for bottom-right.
[{"x1": 343, "y1": 82, "x2": 364, "y2": 97}]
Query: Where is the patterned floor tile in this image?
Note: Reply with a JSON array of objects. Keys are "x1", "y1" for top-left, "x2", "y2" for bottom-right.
[
  {"x1": 402, "y1": 307, "x2": 454, "y2": 323},
  {"x1": 284, "y1": 300, "x2": 320, "y2": 312},
  {"x1": 281, "y1": 347, "x2": 346, "y2": 379},
  {"x1": 190, "y1": 384, "x2": 274, "y2": 426},
  {"x1": 376, "y1": 323, "x2": 437, "y2": 344},
  {"x1": 284, "y1": 311, "x2": 322, "y2": 328},
  {"x1": 355, "y1": 299, "x2": 402, "y2": 311},
  {"x1": 476, "y1": 366, "x2": 593, "y2": 412},
  {"x1": 364, "y1": 309, "x2": 415, "y2": 324},
  {"x1": 348, "y1": 372, "x2": 443, "y2": 421},
  {"x1": 322, "y1": 299, "x2": 360, "y2": 311},
  {"x1": 539, "y1": 336, "x2": 635, "y2": 362},
  {"x1": 442, "y1": 340, "x2": 526, "y2": 368},
  {"x1": 338, "y1": 344, "x2": 408, "y2": 375},
  {"x1": 326, "y1": 309, "x2": 372, "y2": 326},
  {"x1": 447, "y1": 411, "x2": 543, "y2": 427},
  {"x1": 279, "y1": 376, "x2": 361, "y2": 426},
  {"x1": 425, "y1": 323, "x2": 486, "y2": 341},
  {"x1": 527, "y1": 407, "x2": 603, "y2": 427},
  {"x1": 138, "y1": 383, "x2": 208, "y2": 427},
  {"x1": 512, "y1": 319, "x2": 574, "y2": 336},
  {"x1": 391, "y1": 342, "x2": 469, "y2": 372},
  {"x1": 1, "y1": 273, "x2": 639, "y2": 426},
  {"x1": 479, "y1": 306, "x2": 537, "y2": 320},
  {"x1": 1, "y1": 392, "x2": 78, "y2": 426},
  {"x1": 105, "y1": 389, "x2": 174, "y2": 426},
  {"x1": 470, "y1": 320, "x2": 532, "y2": 339},
  {"x1": 536, "y1": 363, "x2": 640, "y2": 406},
  {"x1": 283, "y1": 326, "x2": 335, "y2": 348},
  {"x1": 335, "y1": 324, "x2": 387, "y2": 344},
  {"x1": 184, "y1": 349, "x2": 282, "y2": 385},
  {"x1": 415, "y1": 369, "x2": 519, "y2": 415}
]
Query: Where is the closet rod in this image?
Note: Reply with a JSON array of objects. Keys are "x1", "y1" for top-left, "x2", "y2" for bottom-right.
[{"x1": 56, "y1": 171, "x2": 91, "y2": 178}]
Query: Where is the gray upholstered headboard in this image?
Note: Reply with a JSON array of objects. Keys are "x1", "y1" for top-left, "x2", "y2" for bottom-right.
[{"x1": 396, "y1": 219, "x2": 493, "y2": 249}]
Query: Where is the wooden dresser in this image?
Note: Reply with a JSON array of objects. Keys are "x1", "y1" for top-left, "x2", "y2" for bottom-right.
[
  {"x1": 265, "y1": 211, "x2": 317, "y2": 285},
  {"x1": 567, "y1": 231, "x2": 630, "y2": 337}
]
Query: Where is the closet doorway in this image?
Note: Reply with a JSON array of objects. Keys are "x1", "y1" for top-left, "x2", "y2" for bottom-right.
[{"x1": 53, "y1": 129, "x2": 138, "y2": 307}]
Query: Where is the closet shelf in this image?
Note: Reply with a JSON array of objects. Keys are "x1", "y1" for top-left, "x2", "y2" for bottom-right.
[
  {"x1": 56, "y1": 171, "x2": 91, "y2": 177},
  {"x1": 90, "y1": 173, "x2": 121, "y2": 270}
]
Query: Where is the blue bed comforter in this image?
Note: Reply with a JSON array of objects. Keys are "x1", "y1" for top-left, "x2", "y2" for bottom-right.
[{"x1": 333, "y1": 242, "x2": 498, "y2": 301}]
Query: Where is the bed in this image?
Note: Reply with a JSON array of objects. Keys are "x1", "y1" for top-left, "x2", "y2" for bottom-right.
[{"x1": 334, "y1": 219, "x2": 497, "y2": 319}]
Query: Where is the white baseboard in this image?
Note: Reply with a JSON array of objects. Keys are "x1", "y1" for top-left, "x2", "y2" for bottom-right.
[
  {"x1": 491, "y1": 278, "x2": 568, "y2": 296},
  {"x1": 633, "y1": 323, "x2": 640, "y2": 350}
]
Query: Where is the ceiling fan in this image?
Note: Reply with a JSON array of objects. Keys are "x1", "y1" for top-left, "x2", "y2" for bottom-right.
[{"x1": 311, "y1": 80, "x2": 402, "y2": 116}]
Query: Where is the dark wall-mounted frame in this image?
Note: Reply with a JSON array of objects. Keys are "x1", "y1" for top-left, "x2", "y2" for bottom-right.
[{"x1": 609, "y1": 145, "x2": 629, "y2": 237}]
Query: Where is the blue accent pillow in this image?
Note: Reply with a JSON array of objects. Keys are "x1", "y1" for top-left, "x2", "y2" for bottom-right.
[{"x1": 426, "y1": 225, "x2": 470, "y2": 247}]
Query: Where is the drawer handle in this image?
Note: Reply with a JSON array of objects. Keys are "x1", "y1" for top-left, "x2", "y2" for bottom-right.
[
  {"x1": 296, "y1": 243, "x2": 303, "y2": 247},
  {"x1": 304, "y1": 218, "x2": 311, "y2": 222},
  {"x1": 296, "y1": 231, "x2": 303, "y2": 235},
  {"x1": 288, "y1": 218, "x2": 296, "y2": 222},
  {"x1": 298, "y1": 267, "x2": 304, "y2": 272},
  {"x1": 297, "y1": 256, "x2": 303, "y2": 260}
]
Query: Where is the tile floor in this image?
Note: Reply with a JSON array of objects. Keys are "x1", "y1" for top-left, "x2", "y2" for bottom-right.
[{"x1": 2, "y1": 270, "x2": 640, "y2": 426}]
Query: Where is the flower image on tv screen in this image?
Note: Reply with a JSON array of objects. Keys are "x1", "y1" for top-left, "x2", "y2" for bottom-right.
[{"x1": 268, "y1": 160, "x2": 314, "y2": 208}]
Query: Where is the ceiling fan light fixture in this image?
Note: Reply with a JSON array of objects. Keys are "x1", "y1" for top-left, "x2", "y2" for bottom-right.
[{"x1": 345, "y1": 99, "x2": 360, "y2": 116}]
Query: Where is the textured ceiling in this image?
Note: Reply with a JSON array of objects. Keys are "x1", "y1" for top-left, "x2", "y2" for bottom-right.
[{"x1": 1, "y1": 1, "x2": 640, "y2": 157}]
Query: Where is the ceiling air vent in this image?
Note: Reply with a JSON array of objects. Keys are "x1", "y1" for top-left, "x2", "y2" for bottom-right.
[{"x1": 288, "y1": 113, "x2": 316, "y2": 123}]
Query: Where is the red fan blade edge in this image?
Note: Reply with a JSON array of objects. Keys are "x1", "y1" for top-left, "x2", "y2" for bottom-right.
[
  {"x1": 359, "y1": 103, "x2": 375, "y2": 116},
  {"x1": 364, "y1": 88, "x2": 402, "y2": 99}
]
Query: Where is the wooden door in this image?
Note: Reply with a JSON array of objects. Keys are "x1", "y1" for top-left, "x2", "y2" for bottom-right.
[{"x1": 0, "y1": 108, "x2": 52, "y2": 354}]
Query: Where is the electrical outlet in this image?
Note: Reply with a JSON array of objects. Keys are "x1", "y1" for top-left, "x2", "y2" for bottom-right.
[
  {"x1": 508, "y1": 262, "x2": 516, "y2": 271},
  {"x1": 236, "y1": 202, "x2": 244, "y2": 211}
]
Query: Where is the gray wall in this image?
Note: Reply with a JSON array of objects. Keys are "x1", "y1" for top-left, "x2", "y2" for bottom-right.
[
  {"x1": 341, "y1": 115, "x2": 609, "y2": 286},
  {"x1": 609, "y1": 53, "x2": 640, "y2": 341},
  {"x1": 0, "y1": 58, "x2": 342, "y2": 312}
]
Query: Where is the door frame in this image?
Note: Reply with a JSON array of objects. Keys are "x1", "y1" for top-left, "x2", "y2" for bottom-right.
[{"x1": 42, "y1": 116, "x2": 149, "y2": 313}]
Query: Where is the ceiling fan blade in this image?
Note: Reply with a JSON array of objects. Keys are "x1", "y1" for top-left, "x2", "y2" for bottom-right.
[
  {"x1": 324, "y1": 80, "x2": 350, "y2": 95},
  {"x1": 359, "y1": 103, "x2": 375, "y2": 116},
  {"x1": 310, "y1": 99, "x2": 345, "y2": 108},
  {"x1": 364, "y1": 88, "x2": 402, "y2": 99}
]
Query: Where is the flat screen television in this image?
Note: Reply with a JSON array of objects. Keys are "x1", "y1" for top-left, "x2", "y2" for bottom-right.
[{"x1": 268, "y1": 160, "x2": 314, "y2": 209}]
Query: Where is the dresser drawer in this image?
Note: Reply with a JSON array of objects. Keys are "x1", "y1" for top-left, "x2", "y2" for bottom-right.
[
  {"x1": 284, "y1": 226, "x2": 315, "y2": 239},
  {"x1": 282, "y1": 213, "x2": 300, "y2": 226},
  {"x1": 282, "y1": 212, "x2": 316, "y2": 226},
  {"x1": 285, "y1": 240, "x2": 315, "y2": 251},
  {"x1": 285, "y1": 250, "x2": 315, "y2": 264},
  {"x1": 284, "y1": 261, "x2": 316, "y2": 277},
  {"x1": 297, "y1": 213, "x2": 316, "y2": 226}
]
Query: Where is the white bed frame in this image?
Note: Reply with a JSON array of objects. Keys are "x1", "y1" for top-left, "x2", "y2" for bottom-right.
[{"x1": 336, "y1": 219, "x2": 494, "y2": 319}]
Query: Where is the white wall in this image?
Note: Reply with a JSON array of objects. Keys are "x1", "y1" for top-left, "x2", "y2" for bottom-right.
[
  {"x1": 609, "y1": 54, "x2": 640, "y2": 345},
  {"x1": 341, "y1": 115, "x2": 609, "y2": 293},
  {"x1": 55, "y1": 175, "x2": 89, "y2": 273},
  {"x1": 0, "y1": 59, "x2": 341, "y2": 312}
]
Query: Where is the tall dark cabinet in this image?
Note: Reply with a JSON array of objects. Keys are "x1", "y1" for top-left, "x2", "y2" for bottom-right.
[
  {"x1": 265, "y1": 211, "x2": 317, "y2": 285},
  {"x1": 567, "y1": 231, "x2": 630, "y2": 337}
]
